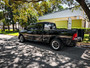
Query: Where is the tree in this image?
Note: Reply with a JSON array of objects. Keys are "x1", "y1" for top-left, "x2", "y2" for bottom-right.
[
  {"x1": 48, "y1": 0, "x2": 64, "y2": 12},
  {"x1": 0, "y1": 0, "x2": 15, "y2": 31},
  {"x1": 1, "y1": 19, "x2": 6, "y2": 31},
  {"x1": 76, "y1": 0, "x2": 90, "y2": 21},
  {"x1": 12, "y1": 2, "x2": 38, "y2": 28},
  {"x1": 0, "y1": 11, "x2": 4, "y2": 20},
  {"x1": 24, "y1": 0, "x2": 90, "y2": 21},
  {"x1": 40, "y1": 1, "x2": 64, "y2": 14},
  {"x1": 1, "y1": 0, "x2": 39, "y2": 29},
  {"x1": 1, "y1": 0, "x2": 90, "y2": 22},
  {"x1": 33, "y1": 1, "x2": 64, "y2": 15}
]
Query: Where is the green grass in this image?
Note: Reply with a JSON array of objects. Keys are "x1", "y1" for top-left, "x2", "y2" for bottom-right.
[
  {"x1": 0, "y1": 29, "x2": 19, "y2": 36},
  {"x1": 83, "y1": 34, "x2": 90, "y2": 43},
  {"x1": 84, "y1": 34, "x2": 89, "y2": 38},
  {"x1": 4, "y1": 32, "x2": 19, "y2": 36}
]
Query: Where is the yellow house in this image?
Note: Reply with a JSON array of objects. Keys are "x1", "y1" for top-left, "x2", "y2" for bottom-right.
[{"x1": 39, "y1": 9, "x2": 88, "y2": 29}]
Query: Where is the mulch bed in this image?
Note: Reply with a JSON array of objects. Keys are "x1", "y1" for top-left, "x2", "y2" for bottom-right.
[{"x1": 77, "y1": 42, "x2": 90, "y2": 48}]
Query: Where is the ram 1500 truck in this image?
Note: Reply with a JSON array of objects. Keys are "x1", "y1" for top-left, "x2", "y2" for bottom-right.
[{"x1": 18, "y1": 22, "x2": 77, "y2": 50}]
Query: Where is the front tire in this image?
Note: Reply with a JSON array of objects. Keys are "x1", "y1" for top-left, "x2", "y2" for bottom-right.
[
  {"x1": 19, "y1": 35, "x2": 25, "y2": 43},
  {"x1": 50, "y1": 39, "x2": 63, "y2": 51}
]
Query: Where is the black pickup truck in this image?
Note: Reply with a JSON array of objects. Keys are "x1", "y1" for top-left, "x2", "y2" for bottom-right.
[{"x1": 18, "y1": 22, "x2": 78, "y2": 50}]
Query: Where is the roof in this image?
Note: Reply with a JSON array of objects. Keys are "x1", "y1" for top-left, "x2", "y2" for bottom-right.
[
  {"x1": 39, "y1": 9, "x2": 83, "y2": 20},
  {"x1": 38, "y1": 22, "x2": 55, "y2": 24},
  {"x1": 30, "y1": 22, "x2": 54, "y2": 25}
]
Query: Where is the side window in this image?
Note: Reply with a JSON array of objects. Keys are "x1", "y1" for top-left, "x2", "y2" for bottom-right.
[
  {"x1": 44, "y1": 24, "x2": 51, "y2": 30},
  {"x1": 27, "y1": 23, "x2": 43, "y2": 31},
  {"x1": 27, "y1": 24, "x2": 36, "y2": 31},
  {"x1": 51, "y1": 24, "x2": 56, "y2": 29},
  {"x1": 36, "y1": 24, "x2": 43, "y2": 30},
  {"x1": 44, "y1": 23, "x2": 56, "y2": 30},
  {"x1": 27, "y1": 25, "x2": 31, "y2": 30}
]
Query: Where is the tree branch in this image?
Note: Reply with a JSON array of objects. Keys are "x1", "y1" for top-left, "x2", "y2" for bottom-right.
[
  {"x1": 14, "y1": 0, "x2": 44, "y2": 2},
  {"x1": 76, "y1": 0, "x2": 90, "y2": 21}
]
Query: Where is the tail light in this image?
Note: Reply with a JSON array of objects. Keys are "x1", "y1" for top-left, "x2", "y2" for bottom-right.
[{"x1": 72, "y1": 33, "x2": 77, "y2": 40}]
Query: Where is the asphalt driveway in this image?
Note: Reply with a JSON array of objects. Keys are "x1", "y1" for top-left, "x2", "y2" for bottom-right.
[{"x1": 0, "y1": 34, "x2": 90, "y2": 68}]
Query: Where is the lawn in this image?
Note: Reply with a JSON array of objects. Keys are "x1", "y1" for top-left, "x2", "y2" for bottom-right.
[
  {"x1": 5, "y1": 32, "x2": 19, "y2": 36},
  {"x1": 83, "y1": 34, "x2": 90, "y2": 43},
  {"x1": 0, "y1": 29, "x2": 19, "y2": 36},
  {"x1": 84, "y1": 34, "x2": 89, "y2": 38}
]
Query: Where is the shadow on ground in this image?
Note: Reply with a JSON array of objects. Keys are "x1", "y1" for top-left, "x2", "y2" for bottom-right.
[{"x1": 0, "y1": 36, "x2": 90, "y2": 68}]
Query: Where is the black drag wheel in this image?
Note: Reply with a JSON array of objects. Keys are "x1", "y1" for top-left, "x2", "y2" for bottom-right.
[
  {"x1": 19, "y1": 35, "x2": 25, "y2": 43},
  {"x1": 50, "y1": 39, "x2": 63, "y2": 51}
]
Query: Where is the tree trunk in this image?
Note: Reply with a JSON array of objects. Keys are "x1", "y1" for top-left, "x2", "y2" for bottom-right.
[
  {"x1": 7, "y1": 23, "x2": 10, "y2": 31},
  {"x1": 9, "y1": 0, "x2": 15, "y2": 32},
  {"x1": 3, "y1": 23, "x2": 5, "y2": 31},
  {"x1": 76, "y1": 0, "x2": 90, "y2": 21},
  {"x1": 12, "y1": 23, "x2": 15, "y2": 31}
]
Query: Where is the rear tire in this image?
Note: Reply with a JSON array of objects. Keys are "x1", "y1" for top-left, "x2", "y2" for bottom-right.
[
  {"x1": 50, "y1": 39, "x2": 63, "y2": 51},
  {"x1": 19, "y1": 35, "x2": 25, "y2": 43}
]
